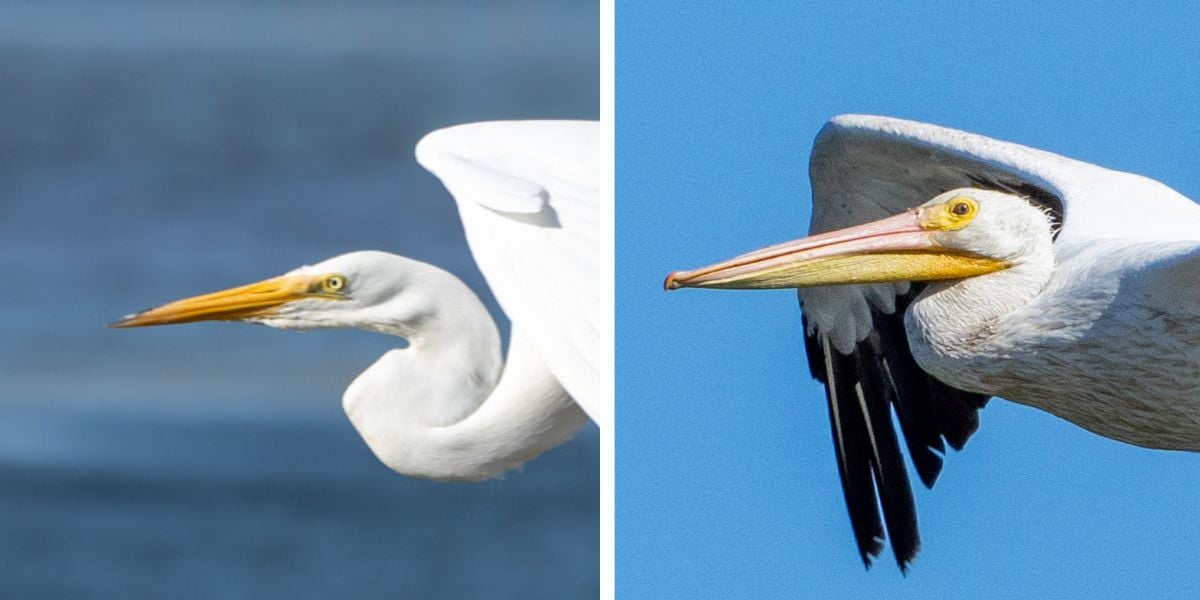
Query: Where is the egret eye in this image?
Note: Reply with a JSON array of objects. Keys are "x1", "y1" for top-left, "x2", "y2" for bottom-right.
[
  {"x1": 324, "y1": 275, "x2": 346, "y2": 292},
  {"x1": 951, "y1": 201, "x2": 972, "y2": 216}
]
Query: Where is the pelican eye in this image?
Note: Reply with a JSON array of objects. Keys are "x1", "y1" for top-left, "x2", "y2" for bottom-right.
[
  {"x1": 944, "y1": 196, "x2": 979, "y2": 219},
  {"x1": 921, "y1": 196, "x2": 978, "y2": 231},
  {"x1": 323, "y1": 275, "x2": 347, "y2": 293}
]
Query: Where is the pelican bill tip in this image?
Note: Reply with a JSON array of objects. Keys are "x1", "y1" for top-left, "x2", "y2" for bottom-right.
[{"x1": 663, "y1": 271, "x2": 684, "y2": 291}]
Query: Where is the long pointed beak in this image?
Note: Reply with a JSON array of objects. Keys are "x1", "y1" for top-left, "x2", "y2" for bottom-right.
[
  {"x1": 110, "y1": 275, "x2": 320, "y2": 328},
  {"x1": 664, "y1": 210, "x2": 1008, "y2": 290}
]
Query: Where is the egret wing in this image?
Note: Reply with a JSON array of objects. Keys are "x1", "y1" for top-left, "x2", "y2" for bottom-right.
[{"x1": 416, "y1": 120, "x2": 608, "y2": 424}]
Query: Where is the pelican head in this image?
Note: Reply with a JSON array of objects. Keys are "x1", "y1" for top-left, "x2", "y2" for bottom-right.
[
  {"x1": 110, "y1": 250, "x2": 458, "y2": 335},
  {"x1": 665, "y1": 188, "x2": 1055, "y2": 291}
]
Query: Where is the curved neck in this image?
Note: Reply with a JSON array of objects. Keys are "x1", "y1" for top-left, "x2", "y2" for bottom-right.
[{"x1": 341, "y1": 268, "x2": 587, "y2": 481}]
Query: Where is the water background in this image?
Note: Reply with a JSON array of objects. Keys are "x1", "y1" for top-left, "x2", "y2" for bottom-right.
[{"x1": 0, "y1": 1, "x2": 599, "y2": 598}]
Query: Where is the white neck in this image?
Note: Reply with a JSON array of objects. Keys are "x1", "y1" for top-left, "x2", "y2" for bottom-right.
[
  {"x1": 340, "y1": 267, "x2": 588, "y2": 481},
  {"x1": 906, "y1": 244, "x2": 1055, "y2": 368}
]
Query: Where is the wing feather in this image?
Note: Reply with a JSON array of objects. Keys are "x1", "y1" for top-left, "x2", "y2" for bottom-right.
[
  {"x1": 803, "y1": 114, "x2": 1200, "y2": 347},
  {"x1": 798, "y1": 115, "x2": 1117, "y2": 567},
  {"x1": 815, "y1": 332, "x2": 885, "y2": 567},
  {"x1": 796, "y1": 115, "x2": 1197, "y2": 567},
  {"x1": 416, "y1": 120, "x2": 608, "y2": 423}
]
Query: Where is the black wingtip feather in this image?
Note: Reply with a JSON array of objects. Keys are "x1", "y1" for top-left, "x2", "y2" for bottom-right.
[
  {"x1": 799, "y1": 288, "x2": 990, "y2": 572},
  {"x1": 853, "y1": 351, "x2": 920, "y2": 570},
  {"x1": 873, "y1": 290, "x2": 948, "y2": 489},
  {"x1": 932, "y1": 385, "x2": 990, "y2": 451},
  {"x1": 816, "y1": 334, "x2": 886, "y2": 567}
]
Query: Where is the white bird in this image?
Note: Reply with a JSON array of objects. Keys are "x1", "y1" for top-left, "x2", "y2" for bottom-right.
[
  {"x1": 113, "y1": 120, "x2": 607, "y2": 482},
  {"x1": 666, "y1": 114, "x2": 1200, "y2": 571}
]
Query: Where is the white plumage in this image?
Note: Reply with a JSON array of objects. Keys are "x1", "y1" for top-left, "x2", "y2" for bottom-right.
[
  {"x1": 805, "y1": 114, "x2": 1200, "y2": 354},
  {"x1": 417, "y1": 120, "x2": 607, "y2": 423},
  {"x1": 667, "y1": 114, "x2": 1200, "y2": 570},
  {"x1": 114, "y1": 120, "x2": 606, "y2": 482}
]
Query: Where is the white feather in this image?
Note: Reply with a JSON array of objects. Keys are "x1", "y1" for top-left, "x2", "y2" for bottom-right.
[
  {"x1": 802, "y1": 114, "x2": 1200, "y2": 351},
  {"x1": 805, "y1": 114, "x2": 1200, "y2": 447},
  {"x1": 416, "y1": 120, "x2": 608, "y2": 423}
]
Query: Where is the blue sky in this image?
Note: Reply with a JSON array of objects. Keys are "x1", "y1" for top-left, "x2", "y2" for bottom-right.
[{"x1": 617, "y1": 2, "x2": 1200, "y2": 597}]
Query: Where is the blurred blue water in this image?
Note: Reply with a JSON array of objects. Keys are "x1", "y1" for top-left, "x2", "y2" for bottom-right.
[{"x1": 0, "y1": 1, "x2": 599, "y2": 597}]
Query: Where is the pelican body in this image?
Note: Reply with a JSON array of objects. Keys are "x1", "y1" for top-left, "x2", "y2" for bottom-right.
[
  {"x1": 667, "y1": 115, "x2": 1200, "y2": 570},
  {"x1": 114, "y1": 120, "x2": 606, "y2": 482}
]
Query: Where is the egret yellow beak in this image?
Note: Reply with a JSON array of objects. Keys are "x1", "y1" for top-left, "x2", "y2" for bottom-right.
[
  {"x1": 664, "y1": 210, "x2": 1008, "y2": 290},
  {"x1": 110, "y1": 274, "x2": 326, "y2": 328}
]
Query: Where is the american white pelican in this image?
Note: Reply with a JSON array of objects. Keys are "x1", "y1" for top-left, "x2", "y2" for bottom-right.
[
  {"x1": 666, "y1": 114, "x2": 1200, "y2": 571},
  {"x1": 113, "y1": 120, "x2": 606, "y2": 482}
]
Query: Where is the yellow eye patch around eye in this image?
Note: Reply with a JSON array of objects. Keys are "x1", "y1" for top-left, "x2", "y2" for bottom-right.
[{"x1": 922, "y1": 196, "x2": 978, "y2": 231}]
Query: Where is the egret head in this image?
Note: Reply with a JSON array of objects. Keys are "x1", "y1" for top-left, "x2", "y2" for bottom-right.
[
  {"x1": 664, "y1": 187, "x2": 1055, "y2": 290},
  {"x1": 111, "y1": 251, "x2": 440, "y2": 332}
]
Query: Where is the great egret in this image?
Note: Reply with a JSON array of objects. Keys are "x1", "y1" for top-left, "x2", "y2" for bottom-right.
[
  {"x1": 113, "y1": 120, "x2": 606, "y2": 482},
  {"x1": 666, "y1": 114, "x2": 1200, "y2": 570}
]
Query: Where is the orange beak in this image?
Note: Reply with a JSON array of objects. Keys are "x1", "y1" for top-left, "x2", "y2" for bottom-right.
[{"x1": 110, "y1": 275, "x2": 323, "y2": 328}]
